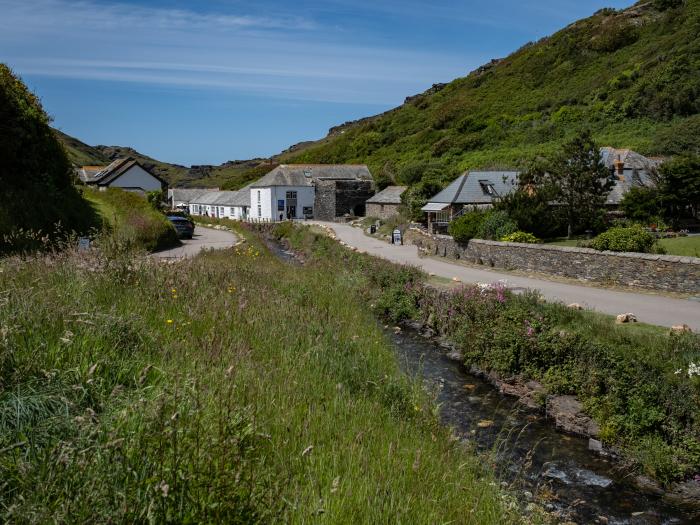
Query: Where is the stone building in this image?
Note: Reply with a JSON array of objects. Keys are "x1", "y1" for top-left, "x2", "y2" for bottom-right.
[
  {"x1": 249, "y1": 164, "x2": 374, "y2": 221},
  {"x1": 365, "y1": 186, "x2": 407, "y2": 219}
]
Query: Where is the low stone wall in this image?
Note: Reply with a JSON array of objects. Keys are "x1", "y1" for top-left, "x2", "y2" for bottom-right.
[{"x1": 405, "y1": 228, "x2": 700, "y2": 294}]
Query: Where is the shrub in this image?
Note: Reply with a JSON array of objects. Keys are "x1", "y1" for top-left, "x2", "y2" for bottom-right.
[
  {"x1": 620, "y1": 187, "x2": 663, "y2": 224},
  {"x1": 590, "y1": 225, "x2": 656, "y2": 253},
  {"x1": 501, "y1": 231, "x2": 541, "y2": 244},
  {"x1": 448, "y1": 210, "x2": 487, "y2": 243},
  {"x1": 477, "y1": 211, "x2": 517, "y2": 240}
]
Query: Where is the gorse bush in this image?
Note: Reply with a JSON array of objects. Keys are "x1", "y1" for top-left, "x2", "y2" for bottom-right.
[
  {"x1": 501, "y1": 231, "x2": 541, "y2": 244},
  {"x1": 590, "y1": 225, "x2": 657, "y2": 253}
]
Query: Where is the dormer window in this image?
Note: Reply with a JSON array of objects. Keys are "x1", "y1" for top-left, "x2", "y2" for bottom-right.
[{"x1": 304, "y1": 169, "x2": 312, "y2": 178}]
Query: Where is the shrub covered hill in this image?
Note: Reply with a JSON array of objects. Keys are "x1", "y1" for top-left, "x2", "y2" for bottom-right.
[
  {"x1": 278, "y1": 0, "x2": 700, "y2": 188},
  {"x1": 0, "y1": 65, "x2": 99, "y2": 252}
]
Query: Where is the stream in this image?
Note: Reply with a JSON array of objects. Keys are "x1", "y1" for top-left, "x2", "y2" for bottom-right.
[
  {"x1": 263, "y1": 235, "x2": 696, "y2": 524},
  {"x1": 389, "y1": 328, "x2": 695, "y2": 525}
]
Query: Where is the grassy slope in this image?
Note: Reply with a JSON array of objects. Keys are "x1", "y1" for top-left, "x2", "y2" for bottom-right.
[
  {"x1": 84, "y1": 188, "x2": 179, "y2": 252},
  {"x1": 0, "y1": 225, "x2": 524, "y2": 523},
  {"x1": 282, "y1": 1, "x2": 700, "y2": 185},
  {"x1": 53, "y1": 129, "x2": 110, "y2": 167}
]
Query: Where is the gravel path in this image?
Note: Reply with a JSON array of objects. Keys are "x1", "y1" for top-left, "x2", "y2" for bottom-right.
[{"x1": 152, "y1": 226, "x2": 238, "y2": 260}]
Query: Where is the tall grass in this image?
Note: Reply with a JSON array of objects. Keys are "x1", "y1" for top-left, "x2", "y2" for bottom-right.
[
  {"x1": 0, "y1": 226, "x2": 522, "y2": 522},
  {"x1": 85, "y1": 188, "x2": 178, "y2": 252}
]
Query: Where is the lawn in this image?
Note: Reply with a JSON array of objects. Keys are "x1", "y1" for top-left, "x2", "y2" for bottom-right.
[
  {"x1": 546, "y1": 235, "x2": 700, "y2": 257},
  {"x1": 0, "y1": 223, "x2": 521, "y2": 523}
]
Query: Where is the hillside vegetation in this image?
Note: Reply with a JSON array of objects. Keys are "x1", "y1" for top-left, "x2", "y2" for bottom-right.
[
  {"x1": 86, "y1": 188, "x2": 179, "y2": 252},
  {"x1": 281, "y1": 0, "x2": 700, "y2": 187},
  {"x1": 0, "y1": 224, "x2": 523, "y2": 523},
  {"x1": 0, "y1": 65, "x2": 99, "y2": 253}
]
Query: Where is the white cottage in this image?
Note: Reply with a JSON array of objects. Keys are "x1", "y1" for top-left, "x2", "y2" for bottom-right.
[
  {"x1": 168, "y1": 188, "x2": 219, "y2": 210},
  {"x1": 78, "y1": 158, "x2": 166, "y2": 194},
  {"x1": 188, "y1": 189, "x2": 250, "y2": 220},
  {"x1": 249, "y1": 166, "x2": 317, "y2": 221}
]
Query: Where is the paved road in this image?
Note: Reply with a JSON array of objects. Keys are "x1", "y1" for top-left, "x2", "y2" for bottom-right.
[
  {"x1": 152, "y1": 226, "x2": 238, "y2": 260},
  {"x1": 317, "y1": 222, "x2": 700, "y2": 330}
]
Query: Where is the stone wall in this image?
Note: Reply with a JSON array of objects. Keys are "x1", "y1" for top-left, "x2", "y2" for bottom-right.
[
  {"x1": 314, "y1": 181, "x2": 336, "y2": 221},
  {"x1": 405, "y1": 228, "x2": 700, "y2": 294},
  {"x1": 366, "y1": 202, "x2": 401, "y2": 220},
  {"x1": 314, "y1": 180, "x2": 375, "y2": 221}
]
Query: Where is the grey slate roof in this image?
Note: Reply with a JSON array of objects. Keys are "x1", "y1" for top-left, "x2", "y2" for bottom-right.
[
  {"x1": 251, "y1": 164, "x2": 373, "y2": 188},
  {"x1": 366, "y1": 186, "x2": 407, "y2": 204},
  {"x1": 190, "y1": 190, "x2": 250, "y2": 207},
  {"x1": 82, "y1": 158, "x2": 166, "y2": 187},
  {"x1": 426, "y1": 171, "x2": 519, "y2": 206},
  {"x1": 169, "y1": 188, "x2": 218, "y2": 204},
  {"x1": 600, "y1": 148, "x2": 660, "y2": 205}
]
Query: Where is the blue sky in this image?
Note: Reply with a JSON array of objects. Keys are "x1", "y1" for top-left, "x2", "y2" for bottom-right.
[{"x1": 2, "y1": 0, "x2": 633, "y2": 166}]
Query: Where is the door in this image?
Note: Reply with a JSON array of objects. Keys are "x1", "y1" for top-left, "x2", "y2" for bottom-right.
[{"x1": 286, "y1": 205, "x2": 296, "y2": 219}]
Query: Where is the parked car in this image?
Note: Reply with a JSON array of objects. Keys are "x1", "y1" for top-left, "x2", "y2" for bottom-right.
[{"x1": 167, "y1": 216, "x2": 195, "y2": 239}]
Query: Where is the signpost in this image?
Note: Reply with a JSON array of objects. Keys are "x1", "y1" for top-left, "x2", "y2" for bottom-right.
[{"x1": 78, "y1": 237, "x2": 91, "y2": 252}]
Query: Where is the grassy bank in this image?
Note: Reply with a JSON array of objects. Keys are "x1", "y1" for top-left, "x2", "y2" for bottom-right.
[
  {"x1": 85, "y1": 188, "x2": 179, "y2": 252},
  {"x1": 267, "y1": 223, "x2": 700, "y2": 487},
  {"x1": 0, "y1": 224, "x2": 522, "y2": 523}
]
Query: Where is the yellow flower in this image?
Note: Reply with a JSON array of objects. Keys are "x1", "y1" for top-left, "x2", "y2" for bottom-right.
[
  {"x1": 166, "y1": 319, "x2": 174, "y2": 324},
  {"x1": 171, "y1": 288, "x2": 177, "y2": 293}
]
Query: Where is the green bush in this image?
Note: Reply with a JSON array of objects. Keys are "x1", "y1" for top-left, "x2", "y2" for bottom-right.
[
  {"x1": 448, "y1": 210, "x2": 487, "y2": 243},
  {"x1": 500, "y1": 231, "x2": 541, "y2": 243},
  {"x1": 476, "y1": 211, "x2": 517, "y2": 240},
  {"x1": 590, "y1": 225, "x2": 656, "y2": 253}
]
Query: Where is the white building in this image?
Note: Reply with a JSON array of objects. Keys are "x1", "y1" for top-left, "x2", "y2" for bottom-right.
[
  {"x1": 188, "y1": 190, "x2": 250, "y2": 220},
  {"x1": 168, "y1": 188, "x2": 219, "y2": 210},
  {"x1": 249, "y1": 167, "x2": 318, "y2": 221},
  {"x1": 78, "y1": 158, "x2": 166, "y2": 194}
]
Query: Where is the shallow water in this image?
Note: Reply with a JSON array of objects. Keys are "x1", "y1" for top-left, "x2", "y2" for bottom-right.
[{"x1": 389, "y1": 329, "x2": 695, "y2": 525}]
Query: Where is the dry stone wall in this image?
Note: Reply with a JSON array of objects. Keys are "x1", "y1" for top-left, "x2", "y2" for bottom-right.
[{"x1": 406, "y1": 228, "x2": 700, "y2": 295}]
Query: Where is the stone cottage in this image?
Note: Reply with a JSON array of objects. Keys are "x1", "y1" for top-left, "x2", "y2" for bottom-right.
[{"x1": 365, "y1": 186, "x2": 406, "y2": 219}]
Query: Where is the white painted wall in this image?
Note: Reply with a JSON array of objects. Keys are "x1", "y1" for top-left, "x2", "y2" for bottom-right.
[
  {"x1": 251, "y1": 186, "x2": 314, "y2": 220},
  {"x1": 108, "y1": 165, "x2": 162, "y2": 192}
]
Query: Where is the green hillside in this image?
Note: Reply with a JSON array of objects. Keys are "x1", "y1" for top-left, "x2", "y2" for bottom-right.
[
  {"x1": 0, "y1": 65, "x2": 98, "y2": 252},
  {"x1": 281, "y1": 0, "x2": 700, "y2": 186}
]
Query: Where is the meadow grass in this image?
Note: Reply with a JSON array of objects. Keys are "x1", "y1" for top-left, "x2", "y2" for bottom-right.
[
  {"x1": 0, "y1": 225, "x2": 523, "y2": 523},
  {"x1": 84, "y1": 188, "x2": 179, "y2": 253},
  {"x1": 546, "y1": 235, "x2": 700, "y2": 258}
]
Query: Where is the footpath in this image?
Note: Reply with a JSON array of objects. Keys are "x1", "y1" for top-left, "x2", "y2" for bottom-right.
[{"x1": 315, "y1": 222, "x2": 700, "y2": 331}]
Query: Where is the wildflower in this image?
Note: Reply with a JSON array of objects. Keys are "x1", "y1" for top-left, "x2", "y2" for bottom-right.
[{"x1": 166, "y1": 319, "x2": 173, "y2": 324}]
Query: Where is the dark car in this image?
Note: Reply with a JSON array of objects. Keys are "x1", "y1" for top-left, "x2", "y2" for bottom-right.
[{"x1": 167, "y1": 216, "x2": 195, "y2": 239}]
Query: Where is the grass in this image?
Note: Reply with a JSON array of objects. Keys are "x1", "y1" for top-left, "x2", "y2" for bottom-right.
[
  {"x1": 84, "y1": 188, "x2": 179, "y2": 252},
  {"x1": 266, "y1": 223, "x2": 700, "y2": 486},
  {"x1": 658, "y1": 236, "x2": 700, "y2": 258},
  {"x1": 0, "y1": 223, "x2": 524, "y2": 523},
  {"x1": 546, "y1": 235, "x2": 700, "y2": 257}
]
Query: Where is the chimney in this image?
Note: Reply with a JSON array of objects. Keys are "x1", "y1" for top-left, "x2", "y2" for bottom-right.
[{"x1": 614, "y1": 156, "x2": 625, "y2": 179}]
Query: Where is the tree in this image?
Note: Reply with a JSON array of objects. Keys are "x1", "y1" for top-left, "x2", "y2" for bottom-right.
[
  {"x1": 542, "y1": 131, "x2": 614, "y2": 238},
  {"x1": 657, "y1": 155, "x2": 700, "y2": 225},
  {"x1": 620, "y1": 186, "x2": 662, "y2": 224},
  {"x1": 400, "y1": 177, "x2": 444, "y2": 222}
]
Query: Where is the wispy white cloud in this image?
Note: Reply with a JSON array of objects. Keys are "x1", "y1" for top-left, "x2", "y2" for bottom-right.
[{"x1": 0, "y1": 0, "x2": 482, "y2": 104}]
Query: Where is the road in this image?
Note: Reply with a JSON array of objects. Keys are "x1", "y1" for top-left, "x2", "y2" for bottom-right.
[
  {"x1": 317, "y1": 222, "x2": 700, "y2": 331},
  {"x1": 152, "y1": 226, "x2": 238, "y2": 260}
]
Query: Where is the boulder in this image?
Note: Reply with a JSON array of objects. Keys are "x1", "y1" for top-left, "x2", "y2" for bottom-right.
[
  {"x1": 671, "y1": 324, "x2": 693, "y2": 334},
  {"x1": 547, "y1": 395, "x2": 600, "y2": 437},
  {"x1": 568, "y1": 303, "x2": 583, "y2": 310},
  {"x1": 664, "y1": 479, "x2": 700, "y2": 510},
  {"x1": 615, "y1": 313, "x2": 637, "y2": 324}
]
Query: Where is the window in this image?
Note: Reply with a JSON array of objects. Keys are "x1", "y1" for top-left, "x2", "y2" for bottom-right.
[
  {"x1": 286, "y1": 191, "x2": 297, "y2": 200},
  {"x1": 479, "y1": 181, "x2": 496, "y2": 196},
  {"x1": 302, "y1": 206, "x2": 313, "y2": 217},
  {"x1": 219, "y1": 207, "x2": 224, "y2": 216},
  {"x1": 257, "y1": 190, "x2": 261, "y2": 203},
  {"x1": 257, "y1": 204, "x2": 262, "y2": 217}
]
